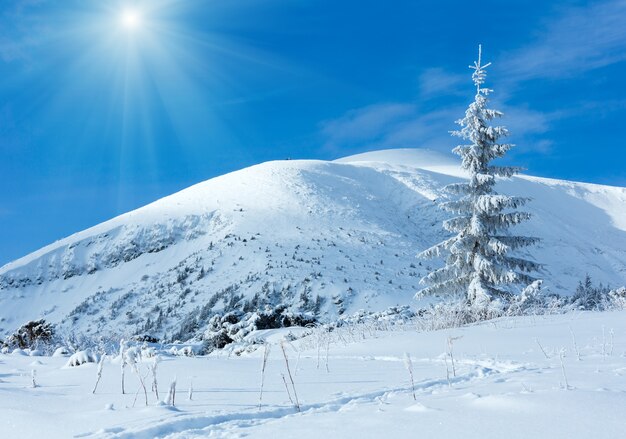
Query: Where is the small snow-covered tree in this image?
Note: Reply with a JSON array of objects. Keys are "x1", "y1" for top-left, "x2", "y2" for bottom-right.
[{"x1": 418, "y1": 46, "x2": 540, "y2": 310}]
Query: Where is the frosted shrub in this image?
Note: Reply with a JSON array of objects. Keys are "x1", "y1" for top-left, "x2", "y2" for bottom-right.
[
  {"x1": 258, "y1": 344, "x2": 271, "y2": 410},
  {"x1": 608, "y1": 287, "x2": 626, "y2": 309},
  {"x1": 53, "y1": 347, "x2": 71, "y2": 357},
  {"x1": 199, "y1": 307, "x2": 317, "y2": 354},
  {"x1": 170, "y1": 346, "x2": 195, "y2": 357},
  {"x1": 92, "y1": 355, "x2": 106, "y2": 394},
  {"x1": 166, "y1": 378, "x2": 177, "y2": 406},
  {"x1": 125, "y1": 346, "x2": 142, "y2": 364},
  {"x1": 506, "y1": 280, "x2": 546, "y2": 315},
  {"x1": 572, "y1": 275, "x2": 611, "y2": 310},
  {"x1": 120, "y1": 339, "x2": 128, "y2": 394},
  {"x1": 150, "y1": 357, "x2": 160, "y2": 400},
  {"x1": 4, "y1": 320, "x2": 55, "y2": 351},
  {"x1": 280, "y1": 342, "x2": 300, "y2": 412},
  {"x1": 141, "y1": 346, "x2": 157, "y2": 358},
  {"x1": 126, "y1": 346, "x2": 148, "y2": 406},
  {"x1": 416, "y1": 299, "x2": 479, "y2": 331}
]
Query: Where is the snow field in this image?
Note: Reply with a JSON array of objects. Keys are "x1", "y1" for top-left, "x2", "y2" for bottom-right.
[{"x1": 1, "y1": 310, "x2": 626, "y2": 438}]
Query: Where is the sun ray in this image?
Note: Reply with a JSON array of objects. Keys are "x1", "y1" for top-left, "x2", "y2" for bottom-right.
[{"x1": 11, "y1": 0, "x2": 307, "y2": 205}]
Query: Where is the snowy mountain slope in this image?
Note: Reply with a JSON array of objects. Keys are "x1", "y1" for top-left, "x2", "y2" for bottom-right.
[{"x1": 1, "y1": 148, "x2": 625, "y2": 341}]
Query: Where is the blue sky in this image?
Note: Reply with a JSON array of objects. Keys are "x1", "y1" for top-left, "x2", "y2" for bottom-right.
[{"x1": 1, "y1": 0, "x2": 626, "y2": 265}]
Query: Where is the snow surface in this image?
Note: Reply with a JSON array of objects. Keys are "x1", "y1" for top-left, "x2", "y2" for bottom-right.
[
  {"x1": 1, "y1": 311, "x2": 626, "y2": 438},
  {"x1": 0, "y1": 148, "x2": 625, "y2": 340}
]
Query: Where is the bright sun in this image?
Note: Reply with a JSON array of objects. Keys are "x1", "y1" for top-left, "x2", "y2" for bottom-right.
[{"x1": 121, "y1": 9, "x2": 142, "y2": 30}]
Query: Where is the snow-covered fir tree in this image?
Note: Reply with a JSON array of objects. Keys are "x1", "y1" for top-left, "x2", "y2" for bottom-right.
[{"x1": 418, "y1": 46, "x2": 540, "y2": 310}]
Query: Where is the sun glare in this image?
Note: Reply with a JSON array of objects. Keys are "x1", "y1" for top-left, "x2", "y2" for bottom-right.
[{"x1": 121, "y1": 8, "x2": 141, "y2": 30}]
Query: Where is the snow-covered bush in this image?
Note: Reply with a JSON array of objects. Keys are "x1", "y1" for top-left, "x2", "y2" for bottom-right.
[
  {"x1": 608, "y1": 287, "x2": 626, "y2": 309},
  {"x1": 415, "y1": 287, "x2": 554, "y2": 331},
  {"x1": 199, "y1": 307, "x2": 317, "y2": 354},
  {"x1": 571, "y1": 274, "x2": 612, "y2": 311},
  {"x1": 416, "y1": 299, "x2": 490, "y2": 330},
  {"x1": 132, "y1": 335, "x2": 159, "y2": 343},
  {"x1": 61, "y1": 332, "x2": 122, "y2": 356},
  {"x1": 66, "y1": 350, "x2": 98, "y2": 367},
  {"x1": 125, "y1": 346, "x2": 142, "y2": 364},
  {"x1": 169, "y1": 346, "x2": 195, "y2": 357},
  {"x1": 505, "y1": 280, "x2": 557, "y2": 315},
  {"x1": 141, "y1": 345, "x2": 157, "y2": 358},
  {"x1": 414, "y1": 277, "x2": 625, "y2": 329},
  {"x1": 53, "y1": 347, "x2": 71, "y2": 357},
  {"x1": 201, "y1": 331, "x2": 234, "y2": 354},
  {"x1": 4, "y1": 320, "x2": 55, "y2": 351},
  {"x1": 337, "y1": 306, "x2": 416, "y2": 327},
  {"x1": 254, "y1": 306, "x2": 316, "y2": 330}
]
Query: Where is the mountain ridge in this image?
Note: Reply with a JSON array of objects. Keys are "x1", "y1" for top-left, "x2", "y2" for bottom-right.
[{"x1": 1, "y1": 148, "x2": 625, "y2": 341}]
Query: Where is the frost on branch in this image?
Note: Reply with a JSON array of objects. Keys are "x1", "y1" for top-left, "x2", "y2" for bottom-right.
[{"x1": 418, "y1": 45, "x2": 541, "y2": 309}]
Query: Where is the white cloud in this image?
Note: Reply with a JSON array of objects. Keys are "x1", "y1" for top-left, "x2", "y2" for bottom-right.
[
  {"x1": 320, "y1": 99, "x2": 556, "y2": 157},
  {"x1": 0, "y1": 0, "x2": 47, "y2": 63},
  {"x1": 322, "y1": 103, "x2": 495, "y2": 153},
  {"x1": 324, "y1": 1, "x2": 626, "y2": 157},
  {"x1": 499, "y1": 105, "x2": 557, "y2": 154},
  {"x1": 381, "y1": 107, "x2": 460, "y2": 148},
  {"x1": 418, "y1": 68, "x2": 466, "y2": 98},
  {"x1": 321, "y1": 103, "x2": 417, "y2": 150},
  {"x1": 502, "y1": 0, "x2": 626, "y2": 81}
]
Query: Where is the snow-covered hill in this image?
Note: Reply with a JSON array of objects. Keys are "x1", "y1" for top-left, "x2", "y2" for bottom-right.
[{"x1": 1, "y1": 148, "x2": 625, "y2": 341}]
